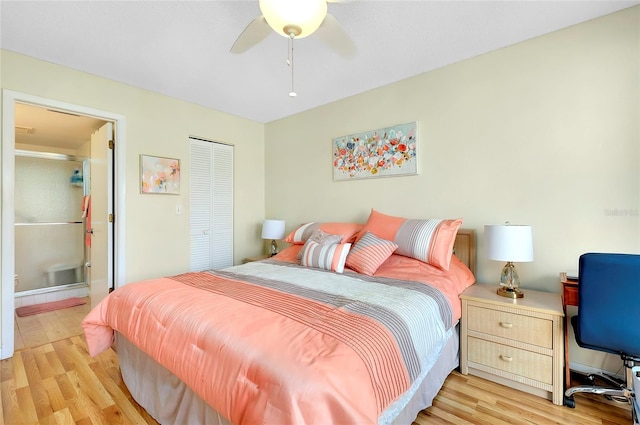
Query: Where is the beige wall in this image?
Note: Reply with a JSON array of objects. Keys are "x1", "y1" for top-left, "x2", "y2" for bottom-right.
[
  {"x1": 1, "y1": 50, "x2": 266, "y2": 283},
  {"x1": 265, "y1": 7, "x2": 639, "y2": 372}
]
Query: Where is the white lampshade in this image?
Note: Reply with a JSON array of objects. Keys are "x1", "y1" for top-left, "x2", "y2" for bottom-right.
[
  {"x1": 261, "y1": 219, "x2": 285, "y2": 240},
  {"x1": 485, "y1": 224, "x2": 534, "y2": 263},
  {"x1": 259, "y1": 0, "x2": 327, "y2": 38}
]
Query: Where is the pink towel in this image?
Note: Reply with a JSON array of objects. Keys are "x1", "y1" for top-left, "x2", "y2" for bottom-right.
[{"x1": 82, "y1": 195, "x2": 91, "y2": 247}]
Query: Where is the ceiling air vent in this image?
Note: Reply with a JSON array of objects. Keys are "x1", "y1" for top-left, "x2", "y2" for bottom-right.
[{"x1": 15, "y1": 125, "x2": 34, "y2": 134}]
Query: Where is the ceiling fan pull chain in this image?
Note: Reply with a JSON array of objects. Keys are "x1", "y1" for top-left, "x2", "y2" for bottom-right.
[{"x1": 288, "y1": 32, "x2": 297, "y2": 97}]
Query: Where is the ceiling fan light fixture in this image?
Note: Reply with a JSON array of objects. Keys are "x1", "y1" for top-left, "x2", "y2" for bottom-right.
[{"x1": 259, "y1": 0, "x2": 327, "y2": 38}]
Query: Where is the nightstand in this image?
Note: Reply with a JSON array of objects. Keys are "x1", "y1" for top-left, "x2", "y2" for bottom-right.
[
  {"x1": 242, "y1": 254, "x2": 271, "y2": 264},
  {"x1": 460, "y1": 284, "x2": 564, "y2": 405}
]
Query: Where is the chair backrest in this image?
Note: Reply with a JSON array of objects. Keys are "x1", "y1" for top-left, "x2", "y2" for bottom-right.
[
  {"x1": 578, "y1": 253, "x2": 640, "y2": 356},
  {"x1": 578, "y1": 252, "x2": 640, "y2": 357}
]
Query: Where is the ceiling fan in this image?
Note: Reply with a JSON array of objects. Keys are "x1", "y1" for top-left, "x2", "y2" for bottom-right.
[{"x1": 230, "y1": 0, "x2": 356, "y2": 59}]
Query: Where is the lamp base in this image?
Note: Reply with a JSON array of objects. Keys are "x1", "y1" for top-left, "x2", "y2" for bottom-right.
[
  {"x1": 269, "y1": 239, "x2": 278, "y2": 257},
  {"x1": 497, "y1": 286, "x2": 524, "y2": 299}
]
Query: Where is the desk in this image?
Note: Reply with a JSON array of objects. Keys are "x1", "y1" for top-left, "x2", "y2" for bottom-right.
[{"x1": 560, "y1": 272, "x2": 579, "y2": 389}]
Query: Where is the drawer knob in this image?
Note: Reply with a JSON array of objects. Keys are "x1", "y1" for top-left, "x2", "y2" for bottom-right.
[
  {"x1": 499, "y1": 321, "x2": 513, "y2": 328},
  {"x1": 500, "y1": 354, "x2": 514, "y2": 362}
]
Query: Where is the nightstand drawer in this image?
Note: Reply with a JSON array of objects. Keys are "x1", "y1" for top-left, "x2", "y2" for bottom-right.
[
  {"x1": 468, "y1": 337, "x2": 553, "y2": 384},
  {"x1": 467, "y1": 305, "x2": 553, "y2": 348}
]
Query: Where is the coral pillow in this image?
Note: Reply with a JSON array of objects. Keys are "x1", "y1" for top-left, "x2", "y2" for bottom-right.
[
  {"x1": 356, "y1": 209, "x2": 462, "y2": 270},
  {"x1": 345, "y1": 232, "x2": 398, "y2": 276},
  {"x1": 285, "y1": 222, "x2": 363, "y2": 245},
  {"x1": 300, "y1": 241, "x2": 351, "y2": 273}
]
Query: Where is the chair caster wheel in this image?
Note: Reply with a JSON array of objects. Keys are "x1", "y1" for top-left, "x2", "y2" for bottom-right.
[{"x1": 564, "y1": 396, "x2": 576, "y2": 408}]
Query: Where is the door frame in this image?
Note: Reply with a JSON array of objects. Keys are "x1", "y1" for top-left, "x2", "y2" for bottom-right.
[{"x1": 1, "y1": 90, "x2": 127, "y2": 359}]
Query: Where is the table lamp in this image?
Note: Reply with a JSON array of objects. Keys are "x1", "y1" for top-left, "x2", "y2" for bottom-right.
[
  {"x1": 485, "y1": 223, "x2": 534, "y2": 298},
  {"x1": 261, "y1": 219, "x2": 285, "y2": 256}
]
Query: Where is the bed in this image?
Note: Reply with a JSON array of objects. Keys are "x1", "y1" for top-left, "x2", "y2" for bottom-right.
[{"x1": 83, "y1": 212, "x2": 477, "y2": 425}]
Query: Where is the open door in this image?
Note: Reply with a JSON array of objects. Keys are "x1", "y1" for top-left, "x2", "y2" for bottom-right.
[
  {"x1": 88, "y1": 122, "x2": 113, "y2": 308},
  {"x1": 1, "y1": 90, "x2": 126, "y2": 360}
]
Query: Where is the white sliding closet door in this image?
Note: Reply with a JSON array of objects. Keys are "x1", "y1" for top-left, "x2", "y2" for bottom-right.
[{"x1": 189, "y1": 138, "x2": 233, "y2": 271}]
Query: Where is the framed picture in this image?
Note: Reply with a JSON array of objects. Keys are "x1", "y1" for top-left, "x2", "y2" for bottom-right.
[
  {"x1": 140, "y1": 154, "x2": 180, "y2": 194},
  {"x1": 332, "y1": 121, "x2": 418, "y2": 181}
]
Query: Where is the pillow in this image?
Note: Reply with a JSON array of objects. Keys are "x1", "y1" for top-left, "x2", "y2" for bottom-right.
[
  {"x1": 345, "y1": 232, "x2": 398, "y2": 276},
  {"x1": 356, "y1": 209, "x2": 462, "y2": 270},
  {"x1": 285, "y1": 222, "x2": 363, "y2": 245},
  {"x1": 296, "y1": 229, "x2": 344, "y2": 260},
  {"x1": 300, "y1": 241, "x2": 351, "y2": 273}
]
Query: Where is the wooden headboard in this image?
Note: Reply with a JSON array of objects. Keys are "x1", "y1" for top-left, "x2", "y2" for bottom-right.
[{"x1": 453, "y1": 229, "x2": 477, "y2": 276}]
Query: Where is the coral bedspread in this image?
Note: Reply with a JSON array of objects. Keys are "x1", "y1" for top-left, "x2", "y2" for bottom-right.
[{"x1": 83, "y1": 257, "x2": 473, "y2": 424}]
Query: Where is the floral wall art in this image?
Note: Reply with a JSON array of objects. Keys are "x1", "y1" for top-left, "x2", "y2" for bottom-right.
[
  {"x1": 140, "y1": 154, "x2": 180, "y2": 194},
  {"x1": 332, "y1": 122, "x2": 418, "y2": 181}
]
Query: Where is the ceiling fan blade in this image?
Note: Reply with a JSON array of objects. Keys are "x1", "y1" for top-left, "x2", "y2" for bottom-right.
[
  {"x1": 316, "y1": 13, "x2": 356, "y2": 58},
  {"x1": 230, "y1": 16, "x2": 272, "y2": 54}
]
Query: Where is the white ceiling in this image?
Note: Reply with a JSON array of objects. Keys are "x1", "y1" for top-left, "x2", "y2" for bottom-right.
[
  {"x1": 2, "y1": 1, "x2": 638, "y2": 125},
  {"x1": 13, "y1": 103, "x2": 107, "y2": 150}
]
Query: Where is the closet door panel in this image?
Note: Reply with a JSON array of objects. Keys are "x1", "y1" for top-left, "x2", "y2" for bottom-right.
[
  {"x1": 189, "y1": 138, "x2": 233, "y2": 271},
  {"x1": 211, "y1": 144, "x2": 233, "y2": 269}
]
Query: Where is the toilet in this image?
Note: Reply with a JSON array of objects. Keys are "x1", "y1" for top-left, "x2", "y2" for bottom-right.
[{"x1": 46, "y1": 261, "x2": 84, "y2": 286}]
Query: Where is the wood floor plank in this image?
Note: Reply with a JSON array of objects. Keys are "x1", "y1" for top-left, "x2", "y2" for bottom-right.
[
  {"x1": 54, "y1": 372, "x2": 88, "y2": 423},
  {"x1": 16, "y1": 385, "x2": 39, "y2": 424},
  {"x1": 12, "y1": 347, "x2": 29, "y2": 389},
  {"x1": 0, "y1": 351, "x2": 14, "y2": 383},
  {"x1": 22, "y1": 349, "x2": 55, "y2": 419},
  {"x1": 418, "y1": 404, "x2": 477, "y2": 425},
  {"x1": 32, "y1": 345, "x2": 55, "y2": 381},
  {"x1": 65, "y1": 343, "x2": 115, "y2": 411},
  {"x1": 432, "y1": 396, "x2": 512, "y2": 425},
  {"x1": 101, "y1": 403, "x2": 137, "y2": 425},
  {"x1": 65, "y1": 369, "x2": 108, "y2": 425},
  {"x1": 52, "y1": 339, "x2": 77, "y2": 372},
  {"x1": 45, "y1": 349, "x2": 67, "y2": 377},
  {"x1": 1, "y1": 379, "x2": 19, "y2": 424},
  {"x1": 89, "y1": 360, "x2": 150, "y2": 425},
  {"x1": 51, "y1": 407, "x2": 75, "y2": 425},
  {"x1": 42, "y1": 376, "x2": 68, "y2": 412}
]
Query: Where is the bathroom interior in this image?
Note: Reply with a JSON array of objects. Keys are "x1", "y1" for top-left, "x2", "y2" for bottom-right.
[{"x1": 13, "y1": 103, "x2": 107, "y2": 308}]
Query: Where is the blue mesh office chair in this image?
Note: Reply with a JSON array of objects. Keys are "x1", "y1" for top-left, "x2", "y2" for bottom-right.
[{"x1": 564, "y1": 253, "x2": 640, "y2": 420}]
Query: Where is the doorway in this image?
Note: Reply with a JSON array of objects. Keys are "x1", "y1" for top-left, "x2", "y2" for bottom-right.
[{"x1": 1, "y1": 90, "x2": 127, "y2": 359}]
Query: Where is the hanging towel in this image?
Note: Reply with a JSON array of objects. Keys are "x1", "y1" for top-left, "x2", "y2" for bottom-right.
[
  {"x1": 81, "y1": 195, "x2": 90, "y2": 218},
  {"x1": 82, "y1": 195, "x2": 91, "y2": 247}
]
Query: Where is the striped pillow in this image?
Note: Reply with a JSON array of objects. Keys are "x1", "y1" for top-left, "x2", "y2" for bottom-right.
[
  {"x1": 356, "y1": 209, "x2": 462, "y2": 270},
  {"x1": 300, "y1": 241, "x2": 352, "y2": 273},
  {"x1": 345, "y1": 232, "x2": 398, "y2": 276},
  {"x1": 285, "y1": 222, "x2": 363, "y2": 245}
]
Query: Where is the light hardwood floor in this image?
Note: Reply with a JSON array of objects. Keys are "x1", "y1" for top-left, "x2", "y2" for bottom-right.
[{"x1": 1, "y1": 304, "x2": 634, "y2": 425}]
